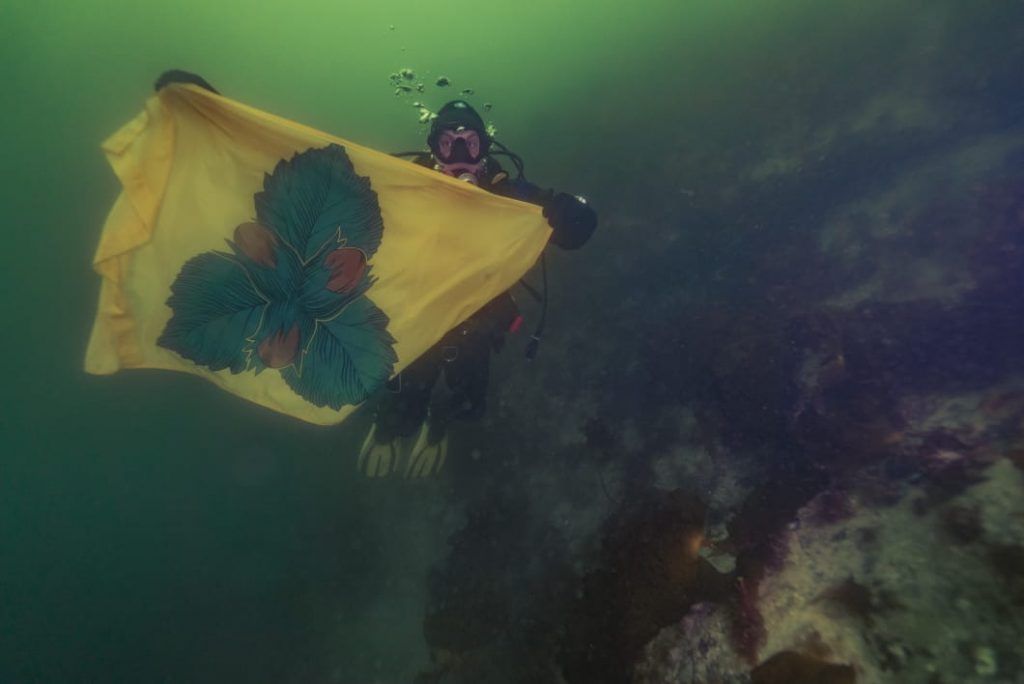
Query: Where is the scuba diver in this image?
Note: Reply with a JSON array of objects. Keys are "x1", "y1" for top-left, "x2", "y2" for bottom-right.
[
  {"x1": 153, "y1": 72, "x2": 597, "y2": 478},
  {"x1": 360, "y1": 100, "x2": 597, "y2": 477}
]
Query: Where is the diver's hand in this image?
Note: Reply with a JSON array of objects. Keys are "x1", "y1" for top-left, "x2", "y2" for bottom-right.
[
  {"x1": 154, "y1": 69, "x2": 219, "y2": 94},
  {"x1": 543, "y1": 192, "x2": 597, "y2": 250}
]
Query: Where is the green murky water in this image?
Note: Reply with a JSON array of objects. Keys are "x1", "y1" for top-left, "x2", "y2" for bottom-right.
[{"x1": 3, "y1": 1, "x2": 1023, "y2": 681}]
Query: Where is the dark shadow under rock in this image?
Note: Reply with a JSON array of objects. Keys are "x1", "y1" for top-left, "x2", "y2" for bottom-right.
[
  {"x1": 751, "y1": 650, "x2": 856, "y2": 684},
  {"x1": 559, "y1": 489, "x2": 734, "y2": 683}
]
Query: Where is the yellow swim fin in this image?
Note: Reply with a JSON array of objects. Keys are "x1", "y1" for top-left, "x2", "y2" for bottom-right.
[
  {"x1": 358, "y1": 424, "x2": 407, "y2": 478},
  {"x1": 405, "y1": 422, "x2": 448, "y2": 478}
]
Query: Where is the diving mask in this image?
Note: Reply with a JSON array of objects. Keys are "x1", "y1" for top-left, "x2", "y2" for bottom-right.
[{"x1": 433, "y1": 127, "x2": 483, "y2": 164}]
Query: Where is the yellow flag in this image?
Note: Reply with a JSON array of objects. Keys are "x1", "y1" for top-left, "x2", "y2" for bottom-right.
[{"x1": 85, "y1": 85, "x2": 550, "y2": 425}]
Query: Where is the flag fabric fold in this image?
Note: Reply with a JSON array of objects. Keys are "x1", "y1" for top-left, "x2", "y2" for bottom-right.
[{"x1": 85, "y1": 84, "x2": 550, "y2": 425}]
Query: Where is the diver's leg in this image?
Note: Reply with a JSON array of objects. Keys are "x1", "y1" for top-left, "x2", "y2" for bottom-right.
[
  {"x1": 443, "y1": 330, "x2": 492, "y2": 424},
  {"x1": 375, "y1": 353, "x2": 441, "y2": 441},
  {"x1": 405, "y1": 329, "x2": 490, "y2": 477},
  {"x1": 359, "y1": 348, "x2": 440, "y2": 476}
]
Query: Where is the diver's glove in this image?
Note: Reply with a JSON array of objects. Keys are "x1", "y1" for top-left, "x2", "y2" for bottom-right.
[
  {"x1": 542, "y1": 192, "x2": 597, "y2": 250},
  {"x1": 154, "y1": 69, "x2": 220, "y2": 94}
]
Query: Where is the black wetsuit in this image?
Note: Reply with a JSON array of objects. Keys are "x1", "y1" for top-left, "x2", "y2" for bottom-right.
[{"x1": 371, "y1": 153, "x2": 596, "y2": 444}]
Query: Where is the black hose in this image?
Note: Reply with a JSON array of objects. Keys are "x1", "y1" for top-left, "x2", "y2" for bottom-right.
[
  {"x1": 525, "y1": 252, "x2": 548, "y2": 361},
  {"x1": 517, "y1": 277, "x2": 543, "y2": 302},
  {"x1": 489, "y1": 139, "x2": 527, "y2": 181}
]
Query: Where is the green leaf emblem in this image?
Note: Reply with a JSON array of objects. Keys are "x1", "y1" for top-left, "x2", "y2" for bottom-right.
[{"x1": 158, "y1": 144, "x2": 397, "y2": 409}]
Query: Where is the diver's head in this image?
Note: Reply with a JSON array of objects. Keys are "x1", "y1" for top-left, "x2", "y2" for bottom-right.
[{"x1": 428, "y1": 101, "x2": 490, "y2": 181}]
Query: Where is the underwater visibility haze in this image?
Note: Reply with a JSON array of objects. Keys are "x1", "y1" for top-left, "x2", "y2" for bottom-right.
[{"x1": 3, "y1": 0, "x2": 1024, "y2": 682}]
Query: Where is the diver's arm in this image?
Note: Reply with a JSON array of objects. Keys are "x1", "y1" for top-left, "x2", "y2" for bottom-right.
[
  {"x1": 502, "y1": 178, "x2": 597, "y2": 250},
  {"x1": 542, "y1": 191, "x2": 597, "y2": 250},
  {"x1": 154, "y1": 70, "x2": 219, "y2": 94}
]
